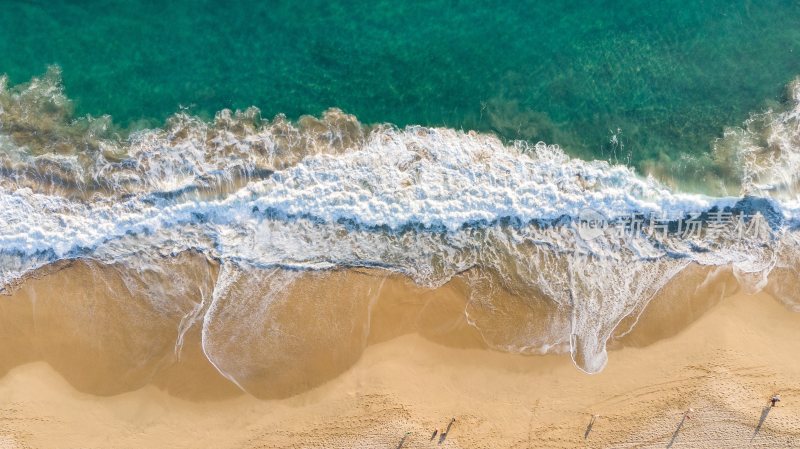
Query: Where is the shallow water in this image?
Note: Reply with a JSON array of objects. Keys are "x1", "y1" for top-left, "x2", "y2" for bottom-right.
[
  {"x1": 2, "y1": 3, "x2": 800, "y2": 384},
  {"x1": 2, "y1": 70, "x2": 800, "y2": 375},
  {"x1": 2, "y1": 0, "x2": 800, "y2": 178}
]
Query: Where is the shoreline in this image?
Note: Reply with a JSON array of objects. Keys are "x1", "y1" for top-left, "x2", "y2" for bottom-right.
[{"x1": 1, "y1": 284, "x2": 799, "y2": 447}]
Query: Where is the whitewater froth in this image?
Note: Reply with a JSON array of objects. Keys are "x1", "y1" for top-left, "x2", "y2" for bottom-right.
[{"x1": 2, "y1": 72, "x2": 800, "y2": 376}]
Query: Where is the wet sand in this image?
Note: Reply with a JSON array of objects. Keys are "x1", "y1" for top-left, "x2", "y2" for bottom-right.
[{"x1": 0, "y1": 261, "x2": 799, "y2": 448}]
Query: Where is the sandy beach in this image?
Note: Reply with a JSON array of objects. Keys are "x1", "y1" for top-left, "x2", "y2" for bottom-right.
[
  {"x1": 0, "y1": 263, "x2": 798, "y2": 449},
  {"x1": 3, "y1": 3, "x2": 800, "y2": 447}
]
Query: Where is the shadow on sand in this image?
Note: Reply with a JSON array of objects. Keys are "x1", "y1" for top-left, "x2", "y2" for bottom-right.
[
  {"x1": 438, "y1": 418, "x2": 456, "y2": 445},
  {"x1": 396, "y1": 432, "x2": 411, "y2": 449},
  {"x1": 584, "y1": 415, "x2": 596, "y2": 440},
  {"x1": 751, "y1": 406, "x2": 772, "y2": 443},
  {"x1": 666, "y1": 415, "x2": 687, "y2": 448}
]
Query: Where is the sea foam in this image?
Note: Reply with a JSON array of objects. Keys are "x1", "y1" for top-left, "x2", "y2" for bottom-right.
[{"x1": 2, "y1": 71, "x2": 800, "y2": 375}]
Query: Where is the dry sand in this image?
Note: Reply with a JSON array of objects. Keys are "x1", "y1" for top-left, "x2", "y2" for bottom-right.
[{"x1": 0, "y1": 287, "x2": 798, "y2": 448}]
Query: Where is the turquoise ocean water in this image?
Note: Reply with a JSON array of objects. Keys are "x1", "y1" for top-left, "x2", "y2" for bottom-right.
[{"x1": 1, "y1": 0, "x2": 800, "y2": 181}]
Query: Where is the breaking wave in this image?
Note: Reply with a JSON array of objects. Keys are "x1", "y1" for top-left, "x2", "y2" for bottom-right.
[{"x1": 2, "y1": 68, "x2": 800, "y2": 384}]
